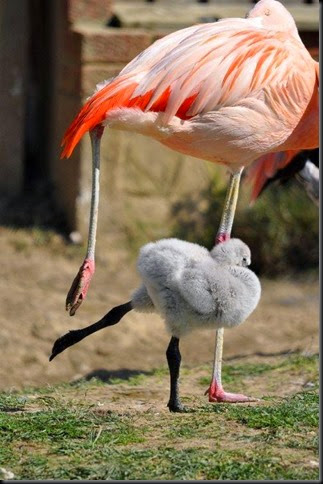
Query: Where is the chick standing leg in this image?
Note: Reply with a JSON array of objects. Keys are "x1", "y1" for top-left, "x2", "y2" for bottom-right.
[{"x1": 166, "y1": 336, "x2": 185, "y2": 412}]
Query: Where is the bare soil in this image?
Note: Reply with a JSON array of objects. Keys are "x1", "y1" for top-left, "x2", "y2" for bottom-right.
[{"x1": 0, "y1": 227, "x2": 319, "y2": 391}]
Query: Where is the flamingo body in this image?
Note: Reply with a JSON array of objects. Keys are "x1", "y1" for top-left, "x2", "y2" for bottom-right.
[{"x1": 62, "y1": 0, "x2": 318, "y2": 172}]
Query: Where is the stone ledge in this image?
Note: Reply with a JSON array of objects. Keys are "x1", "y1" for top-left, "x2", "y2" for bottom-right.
[{"x1": 112, "y1": 1, "x2": 319, "y2": 31}]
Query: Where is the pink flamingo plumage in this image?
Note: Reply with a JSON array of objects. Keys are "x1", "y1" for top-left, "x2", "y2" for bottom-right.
[
  {"x1": 247, "y1": 148, "x2": 319, "y2": 203},
  {"x1": 60, "y1": 0, "x2": 319, "y2": 404}
]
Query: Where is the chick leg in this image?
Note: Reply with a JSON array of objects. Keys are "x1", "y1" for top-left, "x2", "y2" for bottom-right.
[{"x1": 166, "y1": 336, "x2": 185, "y2": 412}]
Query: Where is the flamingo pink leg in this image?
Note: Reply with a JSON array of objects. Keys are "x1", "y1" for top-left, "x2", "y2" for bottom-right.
[
  {"x1": 65, "y1": 258, "x2": 95, "y2": 316},
  {"x1": 65, "y1": 125, "x2": 104, "y2": 316},
  {"x1": 206, "y1": 382, "x2": 256, "y2": 403},
  {"x1": 206, "y1": 170, "x2": 258, "y2": 403}
]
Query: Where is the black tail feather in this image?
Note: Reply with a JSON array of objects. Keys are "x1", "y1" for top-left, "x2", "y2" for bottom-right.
[{"x1": 49, "y1": 301, "x2": 132, "y2": 361}]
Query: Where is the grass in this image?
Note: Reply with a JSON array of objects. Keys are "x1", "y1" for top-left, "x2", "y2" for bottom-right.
[
  {"x1": 0, "y1": 353, "x2": 319, "y2": 480},
  {"x1": 226, "y1": 390, "x2": 318, "y2": 429}
]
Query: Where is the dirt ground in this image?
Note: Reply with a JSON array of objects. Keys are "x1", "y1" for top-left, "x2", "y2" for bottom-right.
[{"x1": 0, "y1": 227, "x2": 319, "y2": 391}]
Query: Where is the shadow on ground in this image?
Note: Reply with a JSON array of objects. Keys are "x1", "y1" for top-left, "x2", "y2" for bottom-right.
[{"x1": 72, "y1": 368, "x2": 152, "y2": 384}]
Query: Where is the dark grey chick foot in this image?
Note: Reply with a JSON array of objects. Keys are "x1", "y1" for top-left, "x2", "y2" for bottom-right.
[{"x1": 167, "y1": 400, "x2": 188, "y2": 413}]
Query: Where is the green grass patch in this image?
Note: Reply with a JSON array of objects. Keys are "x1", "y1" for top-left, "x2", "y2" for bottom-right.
[
  {"x1": 0, "y1": 353, "x2": 319, "y2": 480},
  {"x1": 0, "y1": 393, "x2": 29, "y2": 412},
  {"x1": 1, "y1": 444, "x2": 318, "y2": 480},
  {"x1": 225, "y1": 390, "x2": 318, "y2": 430}
]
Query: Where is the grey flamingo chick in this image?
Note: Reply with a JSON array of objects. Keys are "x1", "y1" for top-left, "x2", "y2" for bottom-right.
[{"x1": 50, "y1": 238, "x2": 261, "y2": 412}]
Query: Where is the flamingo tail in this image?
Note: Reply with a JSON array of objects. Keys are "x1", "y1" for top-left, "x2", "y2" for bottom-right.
[{"x1": 246, "y1": 150, "x2": 299, "y2": 202}]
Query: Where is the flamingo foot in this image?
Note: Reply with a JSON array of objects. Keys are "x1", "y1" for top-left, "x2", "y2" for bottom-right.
[
  {"x1": 167, "y1": 401, "x2": 188, "y2": 413},
  {"x1": 205, "y1": 382, "x2": 259, "y2": 403},
  {"x1": 66, "y1": 258, "x2": 95, "y2": 316}
]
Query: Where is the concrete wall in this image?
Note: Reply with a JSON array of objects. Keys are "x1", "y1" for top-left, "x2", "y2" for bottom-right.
[{"x1": 0, "y1": 0, "x2": 29, "y2": 197}]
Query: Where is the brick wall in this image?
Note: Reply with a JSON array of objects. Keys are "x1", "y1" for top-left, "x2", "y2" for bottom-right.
[
  {"x1": 69, "y1": 0, "x2": 113, "y2": 23},
  {"x1": 75, "y1": 26, "x2": 154, "y2": 97}
]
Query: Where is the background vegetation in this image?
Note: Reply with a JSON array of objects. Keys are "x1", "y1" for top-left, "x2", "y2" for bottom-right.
[{"x1": 171, "y1": 173, "x2": 319, "y2": 277}]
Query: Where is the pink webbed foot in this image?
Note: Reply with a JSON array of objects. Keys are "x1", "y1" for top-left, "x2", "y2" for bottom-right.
[
  {"x1": 66, "y1": 258, "x2": 95, "y2": 316},
  {"x1": 205, "y1": 382, "x2": 259, "y2": 403}
]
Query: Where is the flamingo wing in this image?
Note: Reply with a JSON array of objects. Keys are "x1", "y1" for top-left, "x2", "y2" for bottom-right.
[
  {"x1": 177, "y1": 265, "x2": 218, "y2": 316},
  {"x1": 246, "y1": 150, "x2": 300, "y2": 201},
  {"x1": 61, "y1": 17, "x2": 316, "y2": 158},
  {"x1": 247, "y1": 148, "x2": 319, "y2": 201}
]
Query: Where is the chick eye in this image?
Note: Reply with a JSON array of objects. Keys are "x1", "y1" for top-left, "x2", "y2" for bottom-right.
[{"x1": 242, "y1": 257, "x2": 247, "y2": 263}]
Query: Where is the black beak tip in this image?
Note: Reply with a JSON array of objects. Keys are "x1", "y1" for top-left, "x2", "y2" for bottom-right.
[
  {"x1": 49, "y1": 348, "x2": 59, "y2": 362},
  {"x1": 49, "y1": 339, "x2": 63, "y2": 362}
]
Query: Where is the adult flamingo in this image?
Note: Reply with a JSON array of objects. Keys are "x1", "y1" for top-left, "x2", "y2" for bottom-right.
[{"x1": 61, "y1": 0, "x2": 319, "y2": 403}]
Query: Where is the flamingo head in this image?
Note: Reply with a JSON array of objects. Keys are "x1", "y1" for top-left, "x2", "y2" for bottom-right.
[{"x1": 248, "y1": 0, "x2": 300, "y2": 40}]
